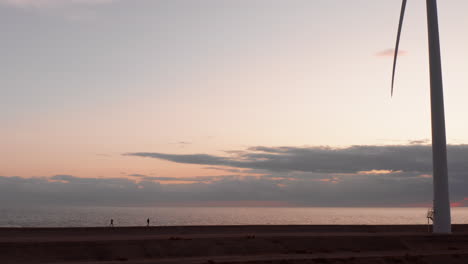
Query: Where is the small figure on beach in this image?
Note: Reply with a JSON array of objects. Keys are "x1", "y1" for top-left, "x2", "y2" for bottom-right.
[
  {"x1": 110, "y1": 219, "x2": 114, "y2": 227},
  {"x1": 427, "y1": 208, "x2": 434, "y2": 221},
  {"x1": 426, "y1": 208, "x2": 434, "y2": 232},
  {"x1": 146, "y1": 218, "x2": 150, "y2": 227}
]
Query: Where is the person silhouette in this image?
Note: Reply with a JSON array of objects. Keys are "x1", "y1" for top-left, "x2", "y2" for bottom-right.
[
  {"x1": 110, "y1": 219, "x2": 114, "y2": 227},
  {"x1": 146, "y1": 218, "x2": 150, "y2": 227}
]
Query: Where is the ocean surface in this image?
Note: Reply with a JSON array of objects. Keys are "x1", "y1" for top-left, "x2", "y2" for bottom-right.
[{"x1": 1, "y1": 206, "x2": 468, "y2": 227}]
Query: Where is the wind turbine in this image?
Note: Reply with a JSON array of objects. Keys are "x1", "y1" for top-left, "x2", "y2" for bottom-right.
[{"x1": 392, "y1": 0, "x2": 451, "y2": 234}]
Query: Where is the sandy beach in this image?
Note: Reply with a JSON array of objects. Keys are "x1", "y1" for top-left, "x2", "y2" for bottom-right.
[{"x1": 2, "y1": 225, "x2": 468, "y2": 263}]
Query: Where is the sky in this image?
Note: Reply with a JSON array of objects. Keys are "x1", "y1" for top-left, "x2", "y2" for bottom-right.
[{"x1": 2, "y1": 0, "x2": 468, "y2": 207}]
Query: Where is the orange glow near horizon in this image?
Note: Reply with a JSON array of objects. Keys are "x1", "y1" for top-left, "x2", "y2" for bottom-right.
[
  {"x1": 417, "y1": 174, "x2": 432, "y2": 179},
  {"x1": 357, "y1": 170, "x2": 402, "y2": 175}
]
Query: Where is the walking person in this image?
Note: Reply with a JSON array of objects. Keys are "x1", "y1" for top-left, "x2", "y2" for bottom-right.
[
  {"x1": 146, "y1": 218, "x2": 150, "y2": 227},
  {"x1": 110, "y1": 219, "x2": 114, "y2": 227}
]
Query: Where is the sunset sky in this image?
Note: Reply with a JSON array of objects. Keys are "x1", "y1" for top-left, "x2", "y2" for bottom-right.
[{"x1": 2, "y1": 0, "x2": 468, "y2": 206}]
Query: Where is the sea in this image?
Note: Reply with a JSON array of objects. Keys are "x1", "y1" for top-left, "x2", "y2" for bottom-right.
[{"x1": 1, "y1": 207, "x2": 468, "y2": 227}]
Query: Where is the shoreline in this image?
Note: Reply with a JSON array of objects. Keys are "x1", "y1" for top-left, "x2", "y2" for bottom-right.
[{"x1": 2, "y1": 225, "x2": 468, "y2": 263}]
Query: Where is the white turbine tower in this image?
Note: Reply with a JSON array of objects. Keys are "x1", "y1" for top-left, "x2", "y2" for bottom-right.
[{"x1": 392, "y1": 0, "x2": 451, "y2": 234}]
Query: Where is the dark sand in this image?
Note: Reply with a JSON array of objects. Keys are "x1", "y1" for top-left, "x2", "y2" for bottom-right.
[{"x1": 2, "y1": 225, "x2": 468, "y2": 263}]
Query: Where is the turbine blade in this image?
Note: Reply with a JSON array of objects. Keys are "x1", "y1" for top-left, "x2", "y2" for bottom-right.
[{"x1": 391, "y1": 0, "x2": 407, "y2": 97}]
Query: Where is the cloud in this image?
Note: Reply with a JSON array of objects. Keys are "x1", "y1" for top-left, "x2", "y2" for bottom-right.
[
  {"x1": 409, "y1": 139, "x2": 430, "y2": 145},
  {"x1": 128, "y1": 173, "x2": 239, "y2": 183},
  {"x1": 125, "y1": 152, "x2": 233, "y2": 167},
  {"x1": 1, "y1": 165, "x2": 467, "y2": 207},
  {"x1": 0, "y1": 171, "x2": 440, "y2": 207},
  {"x1": 122, "y1": 144, "x2": 468, "y2": 206},
  {"x1": 0, "y1": 174, "x2": 286, "y2": 206},
  {"x1": 0, "y1": 0, "x2": 114, "y2": 8},
  {"x1": 375, "y1": 49, "x2": 407, "y2": 57},
  {"x1": 2, "y1": 144, "x2": 468, "y2": 207},
  {"x1": 126, "y1": 144, "x2": 468, "y2": 174},
  {"x1": 128, "y1": 174, "x2": 147, "y2": 177},
  {"x1": 0, "y1": 0, "x2": 120, "y2": 21},
  {"x1": 357, "y1": 170, "x2": 402, "y2": 175},
  {"x1": 203, "y1": 167, "x2": 257, "y2": 174}
]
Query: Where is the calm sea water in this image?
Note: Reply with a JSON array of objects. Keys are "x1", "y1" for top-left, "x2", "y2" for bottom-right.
[{"x1": 1, "y1": 207, "x2": 468, "y2": 227}]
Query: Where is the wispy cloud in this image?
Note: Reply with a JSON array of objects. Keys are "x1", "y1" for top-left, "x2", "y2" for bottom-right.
[
  {"x1": 409, "y1": 139, "x2": 430, "y2": 145},
  {"x1": 0, "y1": 0, "x2": 115, "y2": 8},
  {"x1": 375, "y1": 49, "x2": 407, "y2": 57},
  {"x1": 0, "y1": 0, "x2": 123, "y2": 22},
  {"x1": 127, "y1": 173, "x2": 239, "y2": 183}
]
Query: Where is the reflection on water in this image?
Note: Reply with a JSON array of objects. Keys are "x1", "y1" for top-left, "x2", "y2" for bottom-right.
[{"x1": 1, "y1": 206, "x2": 467, "y2": 227}]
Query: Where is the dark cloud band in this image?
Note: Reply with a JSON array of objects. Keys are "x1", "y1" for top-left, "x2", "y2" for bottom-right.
[{"x1": 125, "y1": 144, "x2": 468, "y2": 174}]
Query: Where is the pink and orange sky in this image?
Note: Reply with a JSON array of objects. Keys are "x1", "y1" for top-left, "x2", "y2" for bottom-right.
[{"x1": 1, "y1": 0, "x2": 468, "y2": 206}]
